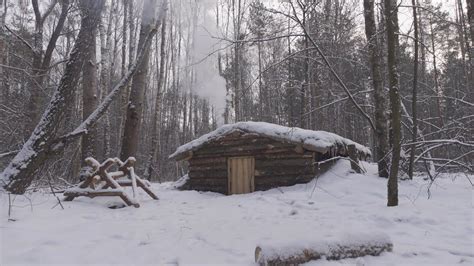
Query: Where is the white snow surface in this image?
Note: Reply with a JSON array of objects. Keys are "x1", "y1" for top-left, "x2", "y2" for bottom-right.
[
  {"x1": 169, "y1": 121, "x2": 372, "y2": 159},
  {"x1": 1, "y1": 161, "x2": 473, "y2": 265}
]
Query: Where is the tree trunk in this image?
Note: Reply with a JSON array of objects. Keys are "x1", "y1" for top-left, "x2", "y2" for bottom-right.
[
  {"x1": 118, "y1": 0, "x2": 135, "y2": 150},
  {"x1": 467, "y1": 0, "x2": 474, "y2": 46},
  {"x1": 104, "y1": 2, "x2": 120, "y2": 158},
  {"x1": 300, "y1": 7, "x2": 308, "y2": 129},
  {"x1": 408, "y1": 0, "x2": 419, "y2": 179},
  {"x1": 81, "y1": 18, "x2": 99, "y2": 162},
  {"x1": 258, "y1": 40, "x2": 264, "y2": 121},
  {"x1": 25, "y1": 0, "x2": 69, "y2": 135},
  {"x1": 1, "y1": 0, "x2": 105, "y2": 194},
  {"x1": 0, "y1": 0, "x2": 8, "y2": 100},
  {"x1": 363, "y1": 0, "x2": 389, "y2": 178},
  {"x1": 232, "y1": 0, "x2": 243, "y2": 122},
  {"x1": 99, "y1": 0, "x2": 115, "y2": 159},
  {"x1": 429, "y1": 18, "x2": 444, "y2": 129},
  {"x1": 26, "y1": 0, "x2": 48, "y2": 134},
  {"x1": 466, "y1": 0, "x2": 474, "y2": 92},
  {"x1": 384, "y1": 0, "x2": 400, "y2": 207},
  {"x1": 145, "y1": 10, "x2": 167, "y2": 180},
  {"x1": 120, "y1": 0, "x2": 157, "y2": 161},
  {"x1": 121, "y1": 0, "x2": 128, "y2": 77}
]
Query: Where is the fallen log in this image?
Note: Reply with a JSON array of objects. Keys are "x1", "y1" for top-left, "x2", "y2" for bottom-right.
[
  {"x1": 63, "y1": 188, "x2": 140, "y2": 208},
  {"x1": 255, "y1": 233, "x2": 393, "y2": 266}
]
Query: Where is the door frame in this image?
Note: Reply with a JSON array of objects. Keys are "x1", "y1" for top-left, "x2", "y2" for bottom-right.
[{"x1": 227, "y1": 156, "x2": 255, "y2": 195}]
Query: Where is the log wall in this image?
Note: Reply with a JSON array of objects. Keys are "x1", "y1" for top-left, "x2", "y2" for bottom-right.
[{"x1": 181, "y1": 132, "x2": 335, "y2": 194}]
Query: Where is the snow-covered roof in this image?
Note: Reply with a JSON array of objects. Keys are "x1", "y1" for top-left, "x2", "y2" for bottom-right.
[{"x1": 169, "y1": 121, "x2": 371, "y2": 160}]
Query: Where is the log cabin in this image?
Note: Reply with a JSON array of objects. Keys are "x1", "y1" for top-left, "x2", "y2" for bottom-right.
[{"x1": 169, "y1": 122, "x2": 371, "y2": 195}]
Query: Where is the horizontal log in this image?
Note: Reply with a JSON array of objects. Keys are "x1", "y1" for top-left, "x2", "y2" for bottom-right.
[
  {"x1": 192, "y1": 148, "x2": 307, "y2": 159},
  {"x1": 255, "y1": 182, "x2": 313, "y2": 192},
  {"x1": 254, "y1": 153, "x2": 314, "y2": 160},
  {"x1": 187, "y1": 151, "x2": 342, "y2": 165},
  {"x1": 194, "y1": 144, "x2": 296, "y2": 157},
  {"x1": 255, "y1": 174, "x2": 315, "y2": 182},
  {"x1": 255, "y1": 175, "x2": 315, "y2": 183},
  {"x1": 189, "y1": 164, "x2": 227, "y2": 171},
  {"x1": 64, "y1": 189, "x2": 125, "y2": 198},
  {"x1": 255, "y1": 167, "x2": 315, "y2": 177},
  {"x1": 189, "y1": 155, "x2": 317, "y2": 169},
  {"x1": 255, "y1": 233, "x2": 393, "y2": 265},
  {"x1": 189, "y1": 170, "x2": 227, "y2": 179},
  {"x1": 182, "y1": 180, "x2": 227, "y2": 194},
  {"x1": 185, "y1": 183, "x2": 227, "y2": 193},
  {"x1": 202, "y1": 139, "x2": 296, "y2": 150},
  {"x1": 189, "y1": 151, "x2": 315, "y2": 162},
  {"x1": 255, "y1": 158, "x2": 313, "y2": 168},
  {"x1": 190, "y1": 164, "x2": 314, "y2": 178},
  {"x1": 186, "y1": 178, "x2": 227, "y2": 186},
  {"x1": 189, "y1": 157, "x2": 227, "y2": 166},
  {"x1": 63, "y1": 189, "x2": 140, "y2": 207}
]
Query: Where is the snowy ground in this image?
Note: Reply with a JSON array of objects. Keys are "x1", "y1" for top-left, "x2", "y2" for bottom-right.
[{"x1": 1, "y1": 161, "x2": 472, "y2": 265}]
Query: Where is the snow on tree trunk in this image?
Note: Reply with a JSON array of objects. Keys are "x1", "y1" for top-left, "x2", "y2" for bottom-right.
[
  {"x1": 81, "y1": 16, "x2": 99, "y2": 163},
  {"x1": 145, "y1": 10, "x2": 167, "y2": 180},
  {"x1": 25, "y1": 0, "x2": 69, "y2": 136},
  {"x1": 120, "y1": 0, "x2": 157, "y2": 161},
  {"x1": 0, "y1": 0, "x2": 105, "y2": 194},
  {"x1": 0, "y1": 0, "x2": 7, "y2": 100}
]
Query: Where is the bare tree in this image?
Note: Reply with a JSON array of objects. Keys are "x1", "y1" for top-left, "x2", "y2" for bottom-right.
[
  {"x1": 467, "y1": 0, "x2": 474, "y2": 86},
  {"x1": 363, "y1": 0, "x2": 390, "y2": 178},
  {"x1": 1, "y1": 0, "x2": 105, "y2": 194},
  {"x1": 99, "y1": 0, "x2": 116, "y2": 158},
  {"x1": 145, "y1": 7, "x2": 167, "y2": 180},
  {"x1": 408, "y1": 0, "x2": 420, "y2": 179},
  {"x1": 0, "y1": 0, "x2": 7, "y2": 100},
  {"x1": 385, "y1": 0, "x2": 401, "y2": 207},
  {"x1": 81, "y1": 7, "x2": 100, "y2": 165},
  {"x1": 120, "y1": 0, "x2": 159, "y2": 161},
  {"x1": 467, "y1": 0, "x2": 473, "y2": 46},
  {"x1": 25, "y1": 0, "x2": 70, "y2": 133}
]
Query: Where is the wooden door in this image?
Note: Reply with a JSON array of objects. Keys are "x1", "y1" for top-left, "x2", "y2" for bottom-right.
[{"x1": 228, "y1": 156, "x2": 255, "y2": 195}]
